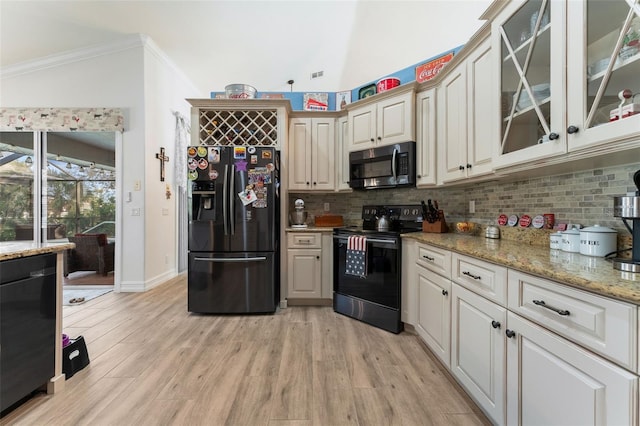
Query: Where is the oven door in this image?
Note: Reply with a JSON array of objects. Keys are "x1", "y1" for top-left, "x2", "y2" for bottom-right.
[{"x1": 333, "y1": 233, "x2": 400, "y2": 309}]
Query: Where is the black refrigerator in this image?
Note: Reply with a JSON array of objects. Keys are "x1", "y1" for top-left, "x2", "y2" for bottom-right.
[{"x1": 187, "y1": 145, "x2": 279, "y2": 313}]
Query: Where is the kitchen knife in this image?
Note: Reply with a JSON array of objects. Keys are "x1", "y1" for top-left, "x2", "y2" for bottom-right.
[
  {"x1": 427, "y1": 200, "x2": 437, "y2": 223},
  {"x1": 421, "y1": 200, "x2": 428, "y2": 221}
]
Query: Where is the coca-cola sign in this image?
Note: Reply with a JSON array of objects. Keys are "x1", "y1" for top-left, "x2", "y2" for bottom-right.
[{"x1": 415, "y1": 52, "x2": 454, "y2": 83}]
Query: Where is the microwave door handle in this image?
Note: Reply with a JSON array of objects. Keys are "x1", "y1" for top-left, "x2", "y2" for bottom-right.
[
  {"x1": 392, "y1": 147, "x2": 398, "y2": 181},
  {"x1": 223, "y1": 164, "x2": 229, "y2": 235}
]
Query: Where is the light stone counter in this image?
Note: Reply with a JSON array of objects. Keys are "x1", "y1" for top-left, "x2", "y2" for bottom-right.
[
  {"x1": 403, "y1": 232, "x2": 640, "y2": 305},
  {"x1": 285, "y1": 226, "x2": 336, "y2": 233},
  {"x1": 0, "y1": 241, "x2": 74, "y2": 261}
]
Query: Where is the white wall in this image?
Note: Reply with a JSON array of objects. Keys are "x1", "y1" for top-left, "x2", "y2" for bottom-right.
[{"x1": 0, "y1": 34, "x2": 203, "y2": 291}]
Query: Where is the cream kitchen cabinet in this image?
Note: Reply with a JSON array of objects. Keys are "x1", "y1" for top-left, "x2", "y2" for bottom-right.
[
  {"x1": 347, "y1": 88, "x2": 415, "y2": 151},
  {"x1": 491, "y1": 0, "x2": 640, "y2": 170},
  {"x1": 451, "y1": 283, "x2": 507, "y2": 425},
  {"x1": 437, "y1": 36, "x2": 494, "y2": 184},
  {"x1": 288, "y1": 117, "x2": 335, "y2": 191},
  {"x1": 415, "y1": 88, "x2": 437, "y2": 186},
  {"x1": 506, "y1": 311, "x2": 638, "y2": 426},
  {"x1": 566, "y1": 0, "x2": 640, "y2": 152},
  {"x1": 287, "y1": 232, "x2": 322, "y2": 299},
  {"x1": 335, "y1": 115, "x2": 351, "y2": 191},
  {"x1": 414, "y1": 243, "x2": 452, "y2": 368},
  {"x1": 188, "y1": 98, "x2": 290, "y2": 147}
]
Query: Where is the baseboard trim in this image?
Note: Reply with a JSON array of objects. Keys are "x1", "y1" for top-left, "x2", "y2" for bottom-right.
[{"x1": 286, "y1": 298, "x2": 332, "y2": 306}]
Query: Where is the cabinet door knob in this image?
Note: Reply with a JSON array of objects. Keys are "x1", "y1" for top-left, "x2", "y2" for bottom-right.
[
  {"x1": 316, "y1": 256, "x2": 320, "y2": 260},
  {"x1": 306, "y1": 181, "x2": 310, "y2": 185},
  {"x1": 417, "y1": 174, "x2": 422, "y2": 178},
  {"x1": 370, "y1": 138, "x2": 375, "y2": 142},
  {"x1": 442, "y1": 289, "x2": 448, "y2": 296},
  {"x1": 567, "y1": 125, "x2": 579, "y2": 134},
  {"x1": 313, "y1": 182, "x2": 317, "y2": 185},
  {"x1": 377, "y1": 136, "x2": 382, "y2": 141},
  {"x1": 491, "y1": 320, "x2": 501, "y2": 329},
  {"x1": 466, "y1": 164, "x2": 472, "y2": 169},
  {"x1": 548, "y1": 132, "x2": 560, "y2": 140},
  {"x1": 459, "y1": 165, "x2": 465, "y2": 171},
  {"x1": 505, "y1": 329, "x2": 516, "y2": 338}
]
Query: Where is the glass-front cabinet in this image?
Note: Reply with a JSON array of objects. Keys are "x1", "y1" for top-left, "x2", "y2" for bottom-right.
[
  {"x1": 566, "y1": 0, "x2": 640, "y2": 151},
  {"x1": 493, "y1": 0, "x2": 640, "y2": 168},
  {"x1": 493, "y1": 0, "x2": 566, "y2": 168}
]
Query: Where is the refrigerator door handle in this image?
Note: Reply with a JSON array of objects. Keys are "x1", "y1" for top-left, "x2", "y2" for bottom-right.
[
  {"x1": 223, "y1": 164, "x2": 229, "y2": 235},
  {"x1": 194, "y1": 256, "x2": 267, "y2": 262},
  {"x1": 230, "y1": 163, "x2": 235, "y2": 235}
]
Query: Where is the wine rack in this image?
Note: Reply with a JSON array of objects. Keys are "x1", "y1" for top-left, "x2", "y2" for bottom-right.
[{"x1": 198, "y1": 109, "x2": 279, "y2": 146}]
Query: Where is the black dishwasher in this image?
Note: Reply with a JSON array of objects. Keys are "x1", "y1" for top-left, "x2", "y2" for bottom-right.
[{"x1": 0, "y1": 253, "x2": 56, "y2": 415}]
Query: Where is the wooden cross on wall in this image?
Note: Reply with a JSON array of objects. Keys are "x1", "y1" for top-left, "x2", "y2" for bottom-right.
[{"x1": 155, "y1": 147, "x2": 170, "y2": 182}]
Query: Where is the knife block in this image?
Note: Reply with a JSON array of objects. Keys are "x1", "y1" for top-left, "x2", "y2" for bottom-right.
[{"x1": 422, "y1": 211, "x2": 448, "y2": 233}]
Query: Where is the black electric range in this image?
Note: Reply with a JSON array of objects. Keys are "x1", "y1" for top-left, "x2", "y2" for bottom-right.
[{"x1": 332, "y1": 205, "x2": 423, "y2": 333}]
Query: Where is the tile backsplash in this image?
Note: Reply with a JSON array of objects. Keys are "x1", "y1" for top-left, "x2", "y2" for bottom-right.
[{"x1": 290, "y1": 162, "x2": 639, "y2": 236}]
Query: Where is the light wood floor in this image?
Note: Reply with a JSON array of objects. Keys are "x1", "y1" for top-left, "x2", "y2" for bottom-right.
[{"x1": 2, "y1": 275, "x2": 490, "y2": 426}]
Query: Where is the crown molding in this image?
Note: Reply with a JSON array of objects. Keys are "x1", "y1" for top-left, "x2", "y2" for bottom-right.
[{"x1": 0, "y1": 34, "x2": 147, "y2": 79}]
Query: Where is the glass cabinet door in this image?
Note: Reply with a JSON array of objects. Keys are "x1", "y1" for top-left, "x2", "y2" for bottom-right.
[
  {"x1": 567, "y1": 0, "x2": 640, "y2": 150},
  {"x1": 494, "y1": 0, "x2": 566, "y2": 167}
]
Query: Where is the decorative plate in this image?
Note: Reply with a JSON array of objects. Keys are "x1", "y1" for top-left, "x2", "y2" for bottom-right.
[{"x1": 358, "y1": 84, "x2": 377, "y2": 100}]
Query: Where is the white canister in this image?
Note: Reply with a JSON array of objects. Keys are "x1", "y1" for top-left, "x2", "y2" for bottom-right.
[
  {"x1": 561, "y1": 227, "x2": 581, "y2": 253},
  {"x1": 579, "y1": 225, "x2": 617, "y2": 257},
  {"x1": 549, "y1": 231, "x2": 563, "y2": 250}
]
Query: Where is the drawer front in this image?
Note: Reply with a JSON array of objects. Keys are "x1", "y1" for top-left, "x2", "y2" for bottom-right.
[
  {"x1": 508, "y1": 270, "x2": 638, "y2": 371},
  {"x1": 287, "y1": 233, "x2": 321, "y2": 249},
  {"x1": 416, "y1": 244, "x2": 451, "y2": 279},
  {"x1": 452, "y1": 253, "x2": 507, "y2": 306}
]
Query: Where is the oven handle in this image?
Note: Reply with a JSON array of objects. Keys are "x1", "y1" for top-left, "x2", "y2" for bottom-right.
[{"x1": 333, "y1": 235, "x2": 397, "y2": 245}]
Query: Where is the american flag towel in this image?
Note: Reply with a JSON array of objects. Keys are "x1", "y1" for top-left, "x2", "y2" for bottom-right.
[{"x1": 345, "y1": 235, "x2": 367, "y2": 278}]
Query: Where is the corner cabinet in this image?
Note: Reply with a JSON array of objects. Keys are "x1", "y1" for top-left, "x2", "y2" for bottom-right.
[
  {"x1": 288, "y1": 116, "x2": 335, "y2": 191},
  {"x1": 437, "y1": 36, "x2": 494, "y2": 184},
  {"x1": 347, "y1": 87, "x2": 415, "y2": 152},
  {"x1": 187, "y1": 99, "x2": 290, "y2": 147}
]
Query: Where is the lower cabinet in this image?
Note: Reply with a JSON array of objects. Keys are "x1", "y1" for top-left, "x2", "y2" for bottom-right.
[
  {"x1": 286, "y1": 232, "x2": 332, "y2": 302},
  {"x1": 451, "y1": 283, "x2": 506, "y2": 425},
  {"x1": 415, "y1": 264, "x2": 451, "y2": 368},
  {"x1": 405, "y1": 240, "x2": 639, "y2": 426},
  {"x1": 506, "y1": 312, "x2": 638, "y2": 426}
]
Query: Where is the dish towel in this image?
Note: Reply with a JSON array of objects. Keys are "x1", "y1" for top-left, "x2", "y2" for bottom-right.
[{"x1": 345, "y1": 235, "x2": 367, "y2": 278}]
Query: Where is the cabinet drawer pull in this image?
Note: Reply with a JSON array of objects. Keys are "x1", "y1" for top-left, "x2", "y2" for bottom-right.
[
  {"x1": 532, "y1": 299, "x2": 570, "y2": 316},
  {"x1": 422, "y1": 255, "x2": 434, "y2": 261},
  {"x1": 491, "y1": 320, "x2": 501, "y2": 329},
  {"x1": 462, "y1": 271, "x2": 481, "y2": 280},
  {"x1": 442, "y1": 289, "x2": 448, "y2": 296},
  {"x1": 298, "y1": 239, "x2": 312, "y2": 244}
]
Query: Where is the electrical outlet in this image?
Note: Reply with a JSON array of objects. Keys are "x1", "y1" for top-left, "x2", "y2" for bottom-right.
[
  {"x1": 134, "y1": 180, "x2": 141, "y2": 191},
  {"x1": 469, "y1": 200, "x2": 475, "y2": 214},
  {"x1": 324, "y1": 202, "x2": 330, "y2": 212}
]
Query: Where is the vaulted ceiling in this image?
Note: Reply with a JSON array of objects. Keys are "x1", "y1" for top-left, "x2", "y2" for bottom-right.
[{"x1": 0, "y1": 0, "x2": 492, "y2": 95}]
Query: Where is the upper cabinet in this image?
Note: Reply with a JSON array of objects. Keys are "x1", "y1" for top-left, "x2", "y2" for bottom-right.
[
  {"x1": 566, "y1": 0, "x2": 640, "y2": 152},
  {"x1": 335, "y1": 115, "x2": 351, "y2": 191},
  {"x1": 492, "y1": 0, "x2": 640, "y2": 169},
  {"x1": 492, "y1": 0, "x2": 566, "y2": 168},
  {"x1": 288, "y1": 116, "x2": 335, "y2": 191},
  {"x1": 188, "y1": 99, "x2": 290, "y2": 148},
  {"x1": 347, "y1": 88, "x2": 415, "y2": 152},
  {"x1": 415, "y1": 89, "x2": 437, "y2": 186},
  {"x1": 437, "y1": 36, "x2": 495, "y2": 184}
]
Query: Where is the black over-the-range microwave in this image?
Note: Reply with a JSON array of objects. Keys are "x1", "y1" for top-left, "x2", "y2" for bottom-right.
[{"x1": 348, "y1": 141, "x2": 416, "y2": 190}]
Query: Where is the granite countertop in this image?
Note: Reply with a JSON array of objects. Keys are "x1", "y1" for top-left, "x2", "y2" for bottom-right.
[
  {"x1": 0, "y1": 241, "x2": 75, "y2": 261},
  {"x1": 285, "y1": 226, "x2": 336, "y2": 232},
  {"x1": 403, "y1": 232, "x2": 640, "y2": 305}
]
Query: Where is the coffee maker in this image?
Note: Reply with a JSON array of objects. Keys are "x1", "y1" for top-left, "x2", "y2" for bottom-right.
[{"x1": 612, "y1": 169, "x2": 640, "y2": 273}]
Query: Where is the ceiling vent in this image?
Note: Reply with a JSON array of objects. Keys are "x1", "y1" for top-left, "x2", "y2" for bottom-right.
[{"x1": 310, "y1": 71, "x2": 324, "y2": 79}]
